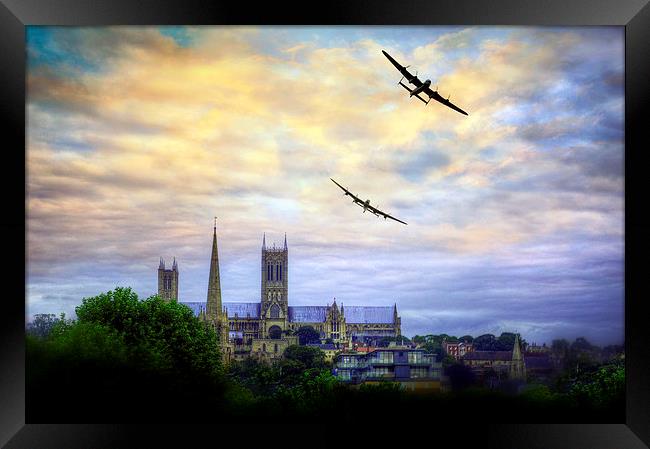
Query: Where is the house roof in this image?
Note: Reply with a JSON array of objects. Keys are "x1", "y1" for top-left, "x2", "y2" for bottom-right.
[
  {"x1": 307, "y1": 343, "x2": 338, "y2": 350},
  {"x1": 525, "y1": 355, "x2": 553, "y2": 370},
  {"x1": 463, "y1": 351, "x2": 513, "y2": 361}
]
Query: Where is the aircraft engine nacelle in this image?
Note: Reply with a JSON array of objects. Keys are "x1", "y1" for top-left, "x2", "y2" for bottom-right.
[{"x1": 423, "y1": 79, "x2": 431, "y2": 87}]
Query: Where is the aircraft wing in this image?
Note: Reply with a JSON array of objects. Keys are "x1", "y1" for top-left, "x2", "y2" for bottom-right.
[
  {"x1": 364, "y1": 203, "x2": 408, "y2": 225},
  {"x1": 330, "y1": 178, "x2": 363, "y2": 204},
  {"x1": 382, "y1": 50, "x2": 422, "y2": 88},
  {"x1": 424, "y1": 87, "x2": 469, "y2": 116}
]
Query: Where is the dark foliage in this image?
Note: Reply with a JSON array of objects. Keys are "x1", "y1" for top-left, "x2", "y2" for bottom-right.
[
  {"x1": 26, "y1": 288, "x2": 625, "y2": 424},
  {"x1": 295, "y1": 325, "x2": 321, "y2": 345},
  {"x1": 27, "y1": 288, "x2": 225, "y2": 422}
]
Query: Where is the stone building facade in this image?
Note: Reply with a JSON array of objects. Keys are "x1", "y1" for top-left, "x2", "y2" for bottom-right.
[{"x1": 159, "y1": 224, "x2": 402, "y2": 363}]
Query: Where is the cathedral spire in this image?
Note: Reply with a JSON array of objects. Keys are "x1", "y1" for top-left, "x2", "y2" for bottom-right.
[
  {"x1": 284, "y1": 233, "x2": 287, "y2": 250},
  {"x1": 172, "y1": 257, "x2": 177, "y2": 271},
  {"x1": 512, "y1": 333, "x2": 522, "y2": 361},
  {"x1": 262, "y1": 232, "x2": 266, "y2": 250},
  {"x1": 206, "y1": 219, "x2": 222, "y2": 319},
  {"x1": 159, "y1": 257, "x2": 165, "y2": 269}
]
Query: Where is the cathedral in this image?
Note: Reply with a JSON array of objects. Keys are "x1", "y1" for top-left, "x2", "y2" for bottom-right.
[{"x1": 158, "y1": 223, "x2": 402, "y2": 362}]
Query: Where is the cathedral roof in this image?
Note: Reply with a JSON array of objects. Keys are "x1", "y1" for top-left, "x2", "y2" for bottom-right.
[
  {"x1": 181, "y1": 302, "x2": 396, "y2": 324},
  {"x1": 181, "y1": 301, "x2": 206, "y2": 316},
  {"x1": 343, "y1": 306, "x2": 394, "y2": 324},
  {"x1": 180, "y1": 301, "x2": 261, "y2": 319},
  {"x1": 224, "y1": 302, "x2": 260, "y2": 319},
  {"x1": 288, "y1": 306, "x2": 327, "y2": 322}
]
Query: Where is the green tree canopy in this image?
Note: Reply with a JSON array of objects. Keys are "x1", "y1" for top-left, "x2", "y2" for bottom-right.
[
  {"x1": 473, "y1": 334, "x2": 498, "y2": 350},
  {"x1": 75, "y1": 287, "x2": 223, "y2": 376},
  {"x1": 296, "y1": 325, "x2": 321, "y2": 345},
  {"x1": 26, "y1": 313, "x2": 60, "y2": 338},
  {"x1": 284, "y1": 344, "x2": 326, "y2": 369}
]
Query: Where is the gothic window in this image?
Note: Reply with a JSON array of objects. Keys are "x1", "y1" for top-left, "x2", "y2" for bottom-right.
[
  {"x1": 279, "y1": 264, "x2": 282, "y2": 281},
  {"x1": 276, "y1": 264, "x2": 279, "y2": 280},
  {"x1": 263, "y1": 343, "x2": 266, "y2": 352},
  {"x1": 274, "y1": 344, "x2": 278, "y2": 353},
  {"x1": 267, "y1": 264, "x2": 271, "y2": 281},
  {"x1": 270, "y1": 303, "x2": 280, "y2": 319}
]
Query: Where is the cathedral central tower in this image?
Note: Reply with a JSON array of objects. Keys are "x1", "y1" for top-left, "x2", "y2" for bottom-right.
[{"x1": 260, "y1": 233, "x2": 288, "y2": 319}]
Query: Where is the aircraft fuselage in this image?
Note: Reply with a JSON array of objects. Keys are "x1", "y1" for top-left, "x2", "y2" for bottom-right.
[{"x1": 410, "y1": 79, "x2": 431, "y2": 97}]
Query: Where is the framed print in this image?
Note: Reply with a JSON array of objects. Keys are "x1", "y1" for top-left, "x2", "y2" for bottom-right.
[{"x1": 1, "y1": 0, "x2": 649, "y2": 447}]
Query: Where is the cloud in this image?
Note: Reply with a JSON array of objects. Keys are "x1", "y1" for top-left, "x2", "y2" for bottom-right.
[{"x1": 25, "y1": 26, "x2": 624, "y2": 345}]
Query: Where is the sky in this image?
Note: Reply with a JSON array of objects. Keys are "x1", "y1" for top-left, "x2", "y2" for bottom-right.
[{"x1": 26, "y1": 26, "x2": 624, "y2": 346}]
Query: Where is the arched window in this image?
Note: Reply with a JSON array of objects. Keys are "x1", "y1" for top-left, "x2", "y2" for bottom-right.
[
  {"x1": 267, "y1": 264, "x2": 271, "y2": 281},
  {"x1": 279, "y1": 264, "x2": 282, "y2": 281},
  {"x1": 276, "y1": 264, "x2": 279, "y2": 280},
  {"x1": 274, "y1": 344, "x2": 278, "y2": 353},
  {"x1": 262, "y1": 343, "x2": 266, "y2": 352},
  {"x1": 270, "y1": 303, "x2": 280, "y2": 319}
]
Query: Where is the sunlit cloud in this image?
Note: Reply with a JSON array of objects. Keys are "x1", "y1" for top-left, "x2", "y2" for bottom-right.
[{"x1": 26, "y1": 26, "x2": 624, "y2": 345}]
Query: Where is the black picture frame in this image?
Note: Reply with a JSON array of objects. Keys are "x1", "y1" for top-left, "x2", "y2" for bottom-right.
[{"x1": 1, "y1": 0, "x2": 648, "y2": 447}]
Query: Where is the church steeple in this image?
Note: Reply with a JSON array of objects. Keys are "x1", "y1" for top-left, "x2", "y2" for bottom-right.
[
  {"x1": 512, "y1": 333, "x2": 522, "y2": 361},
  {"x1": 262, "y1": 232, "x2": 266, "y2": 250},
  {"x1": 206, "y1": 218, "x2": 222, "y2": 319},
  {"x1": 284, "y1": 233, "x2": 287, "y2": 250},
  {"x1": 510, "y1": 333, "x2": 526, "y2": 380}
]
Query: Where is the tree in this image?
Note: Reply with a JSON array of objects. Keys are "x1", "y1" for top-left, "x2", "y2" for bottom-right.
[
  {"x1": 412, "y1": 335, "x2": 427, "y2": 344},
  {"x1": 473, "y1": 334, "x2": 497, "y2": 350},
  {"x1": 552, "y1": 338, "x2": 570, "y2": 354},
  {"x1": 26, "y1": 313, "x2": 59, "y2": 338},
  {"x1": 27, "y1": 287, "x2": 227, "y2": 422},
  {"x1": 569, "y1": 362, "x2": 624, "y2": 408},
  {"x1": 296, "y1": 326, "x2": 321, "y2": 345},
  {"x1": 495, "y1": 332, "x2": 527, "y2": 351},
  {"x1": 459, "y1": 335, "x2": 474, "y2": 343},
  {"x1": 283, "y1": 345, "x2": 326, "y2": 369},
  {"x1": 446, "y1": 363, "x2": 476, "y2": 391}
]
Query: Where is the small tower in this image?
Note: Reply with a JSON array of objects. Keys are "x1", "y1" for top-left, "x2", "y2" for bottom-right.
[
  {"x1": 510, "y1": 333, "x2": 526, "y2": 380},
  {"x1": 393, "y1": 303, "x2": 401, "y2": 336},
  {"x1": 157, "y1": 257, "x2": 179, "y2": 301}
]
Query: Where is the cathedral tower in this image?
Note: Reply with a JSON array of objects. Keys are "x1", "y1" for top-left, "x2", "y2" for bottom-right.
[
  {"x1": 157, "y1": 257, "x2": 178, "y2": 301},
  {"x1": 260, "y1": 233, "x2": 288, "y2": 320}
]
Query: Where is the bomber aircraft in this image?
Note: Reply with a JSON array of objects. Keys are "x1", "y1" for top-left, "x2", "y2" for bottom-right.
[
  {"x1": 382, "y1": 50, "x2": 469, "y2": 116},
  {"x1": 330, "y1": 178, "x2": 408, "y2": 225}
]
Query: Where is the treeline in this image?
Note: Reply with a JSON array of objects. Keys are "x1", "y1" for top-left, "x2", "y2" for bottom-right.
[
  {"x1": 26, "y1": 288, "x2": 623, "y2": 423},
  {"x1": 410, "y1": 332, "x2": 525, "y2": 359}
]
